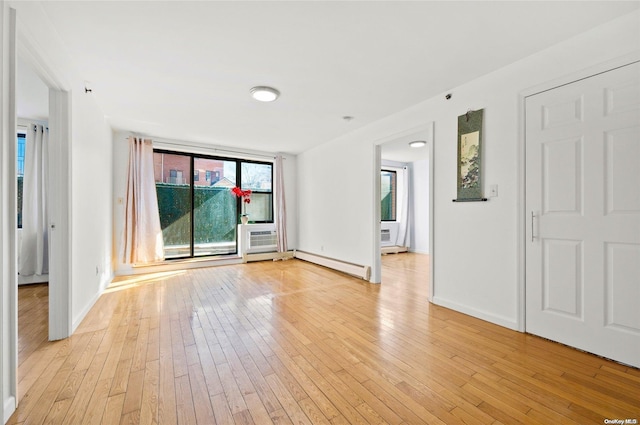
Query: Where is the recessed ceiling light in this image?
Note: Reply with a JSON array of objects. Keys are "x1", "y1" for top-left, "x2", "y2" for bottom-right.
[
  {"x1": 250, "y1": 86, "x2": 280, "y2": 102},
  {"x1": 409, "y1": 140, "x2": 426, "y2": 148}
]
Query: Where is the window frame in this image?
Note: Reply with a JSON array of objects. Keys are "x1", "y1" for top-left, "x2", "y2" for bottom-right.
[
  {"x1": 17, "y1": 130, "x2": 27, "y2": 229},
  {"x1": 380, "y1": 169, "x2": 397, "y2": 222},
  {"x1": 153, "y1": 148, "x2": 274, "y2": 260},
  {"x1": 239, "y1": 159, "x2": 274, "y2": 224}
]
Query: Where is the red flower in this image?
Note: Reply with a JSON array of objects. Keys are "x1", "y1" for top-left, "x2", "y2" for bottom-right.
[{"x1": 231, "y1": 187, "x2": 252, "y2": 202}]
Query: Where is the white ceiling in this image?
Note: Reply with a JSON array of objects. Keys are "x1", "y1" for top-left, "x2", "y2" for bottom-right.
[
  {"x1": 381, "y1": 131, "x2": 430, "y2": 164},
  {"x1": 20, "y1": 1, "x2": 639, "y2": 155}
]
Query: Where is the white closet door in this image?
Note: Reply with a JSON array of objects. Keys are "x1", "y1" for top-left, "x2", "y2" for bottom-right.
[{"x1": 525, "y1": 62, "x2": 640, "y2": 368}]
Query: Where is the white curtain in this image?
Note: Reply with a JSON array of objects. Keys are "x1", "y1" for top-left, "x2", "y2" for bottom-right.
[
  {"x1": 19, "y1": 124, "x2": 49, "y2": 276},
  {"x1": 275, "y1": 154, "x2": 288, "y2": 253},
  {"x1": 122, "y1": 137, "x2": 165, "y2": 264},
  {"x1": 396, "y1": 166, "x2": 411, "y2": 247}
]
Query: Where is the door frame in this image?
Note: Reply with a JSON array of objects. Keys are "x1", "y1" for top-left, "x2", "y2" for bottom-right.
[
  {"x1": 372, "y1": 122, "x2": 435, "y2": 301},
  {"x1": 517, "y1": 51, "x2": 640, "y2": 332},
  {"x1": 47, "y1": 89, "x2": 72, "y2": 340},
  {"x1": 3, "y1": 5, "x2": 18, "y2": 421}
]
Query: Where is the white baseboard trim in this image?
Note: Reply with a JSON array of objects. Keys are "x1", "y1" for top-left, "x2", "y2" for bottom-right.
[
  {"x1": 71, "y1": 272, "x2": 116, "y2": 333},
  {"x1": 72, "y1": 287, "x2": 102, "y2": 334},
  {"x1": 294, "y1": 250, "x2": 371, "y2": 280},
  {"x1": 116, "y1": 256, "x2": 244, "y2": 276},
  {"x1": 101, "y1": 272, "x2": 114, "y2": 293},
  {"x1": 4, "y1": 395, "x2": 16, "y2": 424},
  {"x1": 431, "y1": 296, "x2": 519, "y2": 331}
]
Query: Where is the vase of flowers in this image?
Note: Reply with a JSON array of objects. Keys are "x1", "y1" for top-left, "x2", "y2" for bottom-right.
[{"x1": 231, "y1": 186, "x2": 252, "y2": 224}]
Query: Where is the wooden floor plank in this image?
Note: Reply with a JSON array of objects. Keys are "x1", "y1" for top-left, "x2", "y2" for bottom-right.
[{"x1": 10, "y1": 254, "x2": 640, "y2": 425}]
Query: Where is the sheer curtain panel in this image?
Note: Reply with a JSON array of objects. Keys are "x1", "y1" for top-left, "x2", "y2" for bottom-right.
[
  {"x1": 19, "y1": 124, "x2": 49, "y2": 276},
  {"x1": 275, "y1": 155, "x2": 288, "y2": 253},
  {"x1": 122, "y1": 137, "x2": 164, "y2": 264},
  {"x1": 396, "y1": 166, "x2": 411, "y2": 248}
]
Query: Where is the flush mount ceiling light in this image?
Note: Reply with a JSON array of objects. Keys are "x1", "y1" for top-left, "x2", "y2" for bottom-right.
[
  {"x1": 409, "y1": 140, "x2": 427, "y2": 148},
  {"x1": 250, "y1": 86, "x2": 280, "y2": 102}
]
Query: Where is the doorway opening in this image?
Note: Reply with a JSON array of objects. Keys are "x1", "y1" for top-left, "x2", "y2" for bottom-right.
[
  {"x1": 373, "y1": 123, "x2": 434, "y2": 298},
  {"x1": 16, "y1": 55, "x2": 49, "y2": 287},
  {"x1": 16, "y1": 27, "x2": 73, "y2": 348}
]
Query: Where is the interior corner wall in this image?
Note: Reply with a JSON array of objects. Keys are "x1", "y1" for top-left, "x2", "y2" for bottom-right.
[{"x1": 296, "y1": 10, "x2": 640, "y2": 329}]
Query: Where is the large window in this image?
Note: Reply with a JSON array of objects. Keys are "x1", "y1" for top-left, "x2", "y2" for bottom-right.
[
  {"x1": 17, "y1": 131, "x2": 26, "y2": 228},
  {"x1": 381, "y1": 170, "x2": 397, "y2": 222},
  {"x1": 153, "y1": 149, "x2": 273, "y2": 259}
]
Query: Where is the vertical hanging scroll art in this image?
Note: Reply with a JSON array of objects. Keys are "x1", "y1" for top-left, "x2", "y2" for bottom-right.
[{"x1": 454, "y1": 109, "x2": 487, "y2": 202}]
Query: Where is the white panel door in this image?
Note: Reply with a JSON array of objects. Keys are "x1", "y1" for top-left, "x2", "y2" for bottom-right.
[{"x1": 526, "y1": 62, "x2": 640, "y2": 368}]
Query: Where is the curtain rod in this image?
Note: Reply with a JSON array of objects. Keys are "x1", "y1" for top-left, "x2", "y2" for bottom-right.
[{"x1": 136, "y1": 137, "x2": 285, "y2": 160}]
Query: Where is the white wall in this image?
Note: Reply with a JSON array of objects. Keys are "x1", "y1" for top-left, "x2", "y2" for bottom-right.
[
  {"x1": 298, "y1": 136, "x2": 374, "y2": 266},
  {"x1": 297, "y1": 10, "x2": 640, "y2": 329},
  {"x1": 70, "y1": 89, "x2": 112, "y2": 328},
  {"x1": 410, "y1": 158, "x2": 429, "y2": 254},
  {"x1": 112, "y1": 131, "x2": 298, "y2": 274}
]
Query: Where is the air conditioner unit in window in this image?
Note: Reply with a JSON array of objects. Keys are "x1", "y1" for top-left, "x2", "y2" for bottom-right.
[
  {"x1": 380, "y1": 223, "x2": 399, "y2": 247},
  {"x1": 246, "y1": 229, "x2": 278, "y2": 254}
]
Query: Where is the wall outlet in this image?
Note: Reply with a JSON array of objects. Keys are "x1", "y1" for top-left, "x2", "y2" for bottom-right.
[{"x1": 489, "y1": 184, "x2": 498, "y2": 197}]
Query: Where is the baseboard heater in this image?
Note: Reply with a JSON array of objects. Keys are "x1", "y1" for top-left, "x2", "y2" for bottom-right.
[
  {"x1": 381, "y1": 246, "x2": 409, "y2": 255},
  {"x1": 294, "y1": 250, "x2": 371, "y2": 280},
  {"x1": 244, "y1": 251, "x2": 295, "y2": 263}
]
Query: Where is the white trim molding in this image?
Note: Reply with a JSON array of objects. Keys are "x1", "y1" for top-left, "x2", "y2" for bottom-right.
[
  {"x1": 47, "y1": 89, "x2": 72, "y2": 340},
  {"x1": 432, "y1": 296, "x2": 519, "y2": 331},
  {"x1": 1, "y1": 3, "x2": 18, "y2": 421}
]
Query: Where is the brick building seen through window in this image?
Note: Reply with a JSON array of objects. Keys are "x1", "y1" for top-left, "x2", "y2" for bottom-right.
[{"x1": 154, "y1": 153, "x2": 225, "y2": 186}]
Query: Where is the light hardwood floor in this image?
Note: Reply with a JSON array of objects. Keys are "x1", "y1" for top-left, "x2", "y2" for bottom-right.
[{"x1": 10, "y1": 254, "x2": 640, "y2": 424}]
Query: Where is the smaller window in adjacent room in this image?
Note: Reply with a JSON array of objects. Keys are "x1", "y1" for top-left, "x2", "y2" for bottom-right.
[
  {"x1": 17, "y1": 131, "x2": 26, "y2": 228},
  {"x1": 381, "y1": 169, "x2": 397, "y2": 222}
]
